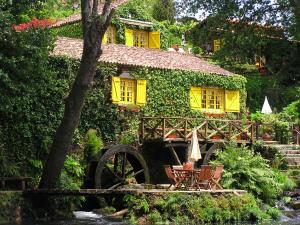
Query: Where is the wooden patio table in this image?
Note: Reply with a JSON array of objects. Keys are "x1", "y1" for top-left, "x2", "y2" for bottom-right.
[{"x1": 172, "y1": 169, "x2": 201, "y2": 190}]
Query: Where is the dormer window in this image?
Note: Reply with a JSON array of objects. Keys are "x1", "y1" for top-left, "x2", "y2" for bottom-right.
[
  {"x1": 133, "y1": 30, "x2": 148, "y2": 48},
  {"x1": 125, "y1": 28, "x2": 160, "y2": 49}
]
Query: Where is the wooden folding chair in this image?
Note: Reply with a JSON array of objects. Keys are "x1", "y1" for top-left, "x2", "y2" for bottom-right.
[
  {"x1": 172, "y1": 169, "x2": 190, "y2": 190},
  {"x1": 195, "y1": 165, "x2": 213, "y2": 190},
  {"x1": 211, "y1": 165, "x2": 224, "y2": 190},
  {"x1": 164, "y1": 165, "x2": 182, "y2": 190}
]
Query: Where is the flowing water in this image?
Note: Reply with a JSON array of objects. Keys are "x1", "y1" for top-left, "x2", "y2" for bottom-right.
[
  {"x1": 3, "y1": 211, "x2": 128, "y2": 225},
  {"x1": 3, "y1": 210, "x2": 300, "y2": 225}
]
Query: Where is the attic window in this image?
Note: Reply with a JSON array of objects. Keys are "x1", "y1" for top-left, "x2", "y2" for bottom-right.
[{"x1": 133, "y1": 30, "x2": 148, "y2": 48}]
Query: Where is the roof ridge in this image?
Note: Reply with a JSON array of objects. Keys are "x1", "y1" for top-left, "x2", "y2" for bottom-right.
[{"x1": 54, "y1": 36, "x2": 234, "y2": 76}]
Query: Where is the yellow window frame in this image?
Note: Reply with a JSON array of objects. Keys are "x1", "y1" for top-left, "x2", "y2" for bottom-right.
[
  {"x1": 120, "y1": 78, "x2": 136, "y2": 105},
  {"x1": 213, "y1": 39, "x2": 221, "y2": 52},
  {"x1": 104, "y1": 26, "x2": 116, "y2": 44},
  {"x1": 133, "y1": 30, "x2": 149, "y2": 48},
  {"x1": 201, "y1": 88, "x2": 225, "y2": 112}
]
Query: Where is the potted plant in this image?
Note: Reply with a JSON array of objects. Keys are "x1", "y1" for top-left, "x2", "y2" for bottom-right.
[
  {"x1": 211, "y1": 134, "x2": 222, "y2": 140},
  {"x1": 167, "y1": 133, "x2": 178, "y2": 139},
  {"x1": 262, "y1": 125, "x2": 273, "y2": 141}
]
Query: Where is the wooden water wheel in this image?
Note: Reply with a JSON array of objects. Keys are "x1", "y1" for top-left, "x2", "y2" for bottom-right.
[{"x1": 94, "y1": 145, "x2": 150, "y2": 189}]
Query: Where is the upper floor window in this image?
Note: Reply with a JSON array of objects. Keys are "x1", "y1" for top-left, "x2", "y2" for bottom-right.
[
  {"x1": 133, "y1": 30, "x2": 148, "y2": 48},
  {"x1": 213, "y1": 39, "x2": 222, "y2": 52},
  {"x1": 111, "y1": 76, "x2": 147, "y2": 106},
  {"x1": 125, "y1": 28, "x2": 160, "y2": 49},
  {"x1": 190, "y1": 87, "x2": 240, "y2": 113},
  {"x1": 102, "y1": 26, "x2": 116, "y2": 44}
]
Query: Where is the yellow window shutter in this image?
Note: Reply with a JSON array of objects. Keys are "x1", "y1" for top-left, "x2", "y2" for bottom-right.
[
  {"x1": 112, "y1": 26, "x2": 117, "y2": 44},
  {"x1": 136, "y1": 80, "x2": 147, "y2": 106},
  {"x1": 111, "y1": 76, "x2": 120, "y2": 104},
  {"x1": 149, "y1": 31, "x2": 161, "y2": 49},
  {"x1": 225, "y1": 90, "x2": 240, "y2": 112},
  {"x1": 190, "y1": 87, "x2": 201, "y2": 110},
  {"x1": 213, "y1": 39, "x2": 221, "y2": 51},
  {"x1": 125, "y1": 28, "x2": 134, "y2": 46},
  {"x1": 102, "y1": 32, "x2": 107, "y2": 44}
]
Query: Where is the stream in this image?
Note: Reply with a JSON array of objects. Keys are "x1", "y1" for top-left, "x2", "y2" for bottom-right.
[{"x1": 3, "y1": 210, "x2": 300, "y2": 225}]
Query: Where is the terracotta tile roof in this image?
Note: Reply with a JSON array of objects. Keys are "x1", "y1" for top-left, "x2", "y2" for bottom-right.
[
  {"x1": 50, "y1": 0, "x2": 128, "y2": 28},
  {"x1": 53, "y1": 37, "x2": 234, "y2": 76}
]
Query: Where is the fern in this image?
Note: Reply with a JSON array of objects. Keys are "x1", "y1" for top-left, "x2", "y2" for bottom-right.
[{"x1": 211, "y1": 143, "x2": 294, "y2": 203}]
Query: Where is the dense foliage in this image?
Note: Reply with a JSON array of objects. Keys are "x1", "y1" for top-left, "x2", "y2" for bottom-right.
[
  {"x1": 178, "y1": 0, "x2": 300, "y2": 40},
  {"x1": 152, "y1": 0, "x2": 176, "y2": 22},
  {"x1": 177, "y1": 0, "x2": 300, "y2": 112},
  {"x1": 250, "y1": 112, "x2": 292, "y2": 144},
  {"x1": 211, "y1": 143, "x2": 296, "y2": 203},
  {"x1": 0, "y1": 10, "x2": 58, "y2": 176},
  {"x1": 124, "y1": 193, "x2": 281, "y2": 224}
]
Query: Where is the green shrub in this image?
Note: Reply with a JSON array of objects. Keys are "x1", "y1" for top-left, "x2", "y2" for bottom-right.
[
  {"x1": 59, "y1": 155, "x2": 84, "y2": 190},
  {"x1": 251, "y1": 112, "x2": 292, "y2": 144},
  {"x1": 120, "y1": 132, "x2": 137, "y2": 145},
  {"x1": 123, "y1": 193, "x2": 278, "y2": 224},
  {"x1": 253, "y1": 141, "x2": 287, "y2": 169},
  {"x1": 191, "y1": 46, "x2": 204, "y2": 55},
  {"x1": 211, "y1": 143, "x2": 290, "y2": 203},
  {"x1": 84, "y1": 129, "x2": 103, "y2": 160}
]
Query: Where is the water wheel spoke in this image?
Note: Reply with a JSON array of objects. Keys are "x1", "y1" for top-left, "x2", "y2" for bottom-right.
[
  {"x1": 113, "y1": 154, "x2": 119, "y2": 174},
  {"x1": 133, "y1": 169, "x2": 144, "y2": 177},
  {"x1": 125, "y1": 168, "x2": 144, "y2": 178},
  {"x1": 108, "y1": 182, "x2": 123, "y2": 190},
  {"x1": 104, "y1": 164, "x2": 122, "y2": 181},
  {"x1": 121, "y1": 152, "x2": 127, "y2": 179}
]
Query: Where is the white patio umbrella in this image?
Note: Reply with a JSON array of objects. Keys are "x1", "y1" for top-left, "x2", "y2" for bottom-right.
[
  {"x1": 189, "y1": 129, "x2": 202, "y2": 162},
  {"x1": 261, "y1": 96, "x2": 272, "y2": 114}
]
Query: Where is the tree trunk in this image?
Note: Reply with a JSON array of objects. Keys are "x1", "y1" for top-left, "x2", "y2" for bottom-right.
[
  {"x1": 39, "y1": 0, "x2": 116, "y2": 189},
  {"x1": 39, "y1": 48, "x2": 100, "y2": 188}
]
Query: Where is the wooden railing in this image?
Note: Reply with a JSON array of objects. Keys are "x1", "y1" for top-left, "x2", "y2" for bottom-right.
[{"x1": 140, "y1": 117, "x2": 257, "y2": 143}]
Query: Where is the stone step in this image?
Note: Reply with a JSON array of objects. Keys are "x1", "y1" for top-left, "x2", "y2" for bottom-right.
[
  {"x1": 272, "y1": 145, "x2": 300, "y2": 150},
  {"x1": 281, "y1": 150, "x2": 300, "y2": 155},
  {"x1": 285, "y1": 157, "x2": 300, "y2": 166},
  {"x1": 285, "y1": 154, "x2": 300, "y2": 158},
  {"x1": 263, "y1": 141, "x2": 280, "y2": 145},
  {"x1": 287, "y1": 165, "x2": 300, "y2": 169}
]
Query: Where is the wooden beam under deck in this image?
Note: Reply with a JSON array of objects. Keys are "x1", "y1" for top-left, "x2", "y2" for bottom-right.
[{"x1": 22, "y1": 188, "x2": 246, "y2": 196}]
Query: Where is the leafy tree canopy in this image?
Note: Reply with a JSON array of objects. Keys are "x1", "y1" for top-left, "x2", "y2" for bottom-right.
[
  {"x1": 153, "y1": 0, "x2": 177, "y2": 22},
  {"x1": 178, "y1": 0, "x2": 300, "y2": 40}
]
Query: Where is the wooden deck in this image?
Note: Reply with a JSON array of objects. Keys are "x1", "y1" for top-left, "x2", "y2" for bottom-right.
[
  {"x1": 140, "y1": 117, "x2": 258, "y2": 144},
  {"x1": 22, "y1": 188, "x2": 246, "y2": 196}
]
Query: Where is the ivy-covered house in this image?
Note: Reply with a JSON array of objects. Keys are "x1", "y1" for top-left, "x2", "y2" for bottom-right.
[
  {"x1": 190, "y1": 18, "x2": 298, "y2": 70},
  {"x1": 49, "y1": 1, "x2": 248, "y2": 184},
  {"x1": 51, "y1": 2, "x2": 246, "y2": 119}
]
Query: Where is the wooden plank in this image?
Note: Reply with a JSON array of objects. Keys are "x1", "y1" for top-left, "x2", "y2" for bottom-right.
[
  {"x1": 22, "y1": 188, "x2": 247, "y2": 196},
  {"x1": 169, "y1": 146, "x2": 182, "y2": 165}
]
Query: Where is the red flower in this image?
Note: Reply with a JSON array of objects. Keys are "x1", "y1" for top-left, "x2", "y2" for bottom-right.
[{"x1": 13, "y1": 18, "x2": 54, "y2": 32}]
